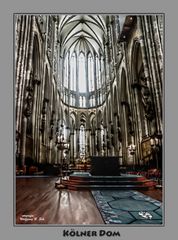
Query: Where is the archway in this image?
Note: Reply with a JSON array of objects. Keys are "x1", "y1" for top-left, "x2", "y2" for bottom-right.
[{"x1": 120, "y1": 68, "x2": 130, "y2": 165}]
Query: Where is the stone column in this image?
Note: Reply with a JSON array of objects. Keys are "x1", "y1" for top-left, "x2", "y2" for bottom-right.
[
  {"x1": 152, "y1": 15, "x2": 163, "y2": 80},
  {"x1": 91, "y1": 131, "x2": 96, "y2": 156},
  {"x1": 38, "y1": 15, "x2": 49, "y2": 164},
  {"x1": 76, "y1": 55, "x2": 79, "y2": 106},
  {"x1": 67, "y1": 52, "x2": 70, "y2": 106},
  {"x1": 121, "y1": 101, "x2": 128, "y2": 165},
  {"x1": 16, "y1": 15, "x2": 26, "y2": 125},
  {"x1": 70, "y1": 132, "x2": 74, "y2": 163},
  {"x1": 139, "y1": 16, "x2": 162, "y2": 134},
  {"x1": 113, "y1": 114, "x2": 119, "y2": 156},
  {"x1": 86, "y1": 55, "x2": 89, "y2": 108},
  {"x1": 32, "y1": 78, "x2": 41, "y2": 162},
  {"x1": 131, "y1": 83, "x2": 144, "y2": 164},
  {"x1": 73, "y1": 129, "x2": 77, "y2": 161},
  {"x1": 16, "y1": 16, "x2": 33, "y2": 133},
  {"x1": 94, "y1": 54, "x2": 98, "y2": 107},
  {"x1": 19, "y1": 116, "x2": 27, "y2": 167},
  {"x1": 88, "y1": 129, "x2": 92, "y2": 156},
  {"x1": 76, "y1": 128, "x2": 80, "y2": 159},
  {"x1": 96, "y1": 127, "x2": 102, "y2": 155},
  {"x1": 85, "y1": 129, "x2": 89, "y2": 158},
  {"x1": 16, "y1": 16, "x2": 35, "y2": 168},
  {"x1": 103, "y1": 46, "x2": 107, "y2": 101}
]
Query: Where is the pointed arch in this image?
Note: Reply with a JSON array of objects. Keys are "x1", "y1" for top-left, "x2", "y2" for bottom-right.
[
  {"x1": 131, "y1": 40, "x2": 143, "y2": 83},
  {"x1": 32, "y1": 34, "x2": 41, "y2": 80},
  {"x1": 120, "y1": 68, "x2": 127, "y2": 102}
]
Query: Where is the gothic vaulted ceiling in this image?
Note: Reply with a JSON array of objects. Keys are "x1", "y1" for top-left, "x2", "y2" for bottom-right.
[{"x1": 58, "y1": 15, "x2": 107, "y2": 56}]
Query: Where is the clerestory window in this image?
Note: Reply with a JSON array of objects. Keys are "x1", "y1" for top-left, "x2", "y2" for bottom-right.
[{"x1": 79, "y1": 52, "x2": 86, "y2": 92}]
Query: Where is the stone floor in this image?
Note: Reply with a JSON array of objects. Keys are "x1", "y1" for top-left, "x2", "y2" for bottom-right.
[{"x1": 91, "y1": 190, "x2": 163, "y2": 225}]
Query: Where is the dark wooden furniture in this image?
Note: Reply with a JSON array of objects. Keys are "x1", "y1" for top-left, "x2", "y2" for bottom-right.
[{"x1": 90, "y1": 156, "x2": 120, "y2": 176}]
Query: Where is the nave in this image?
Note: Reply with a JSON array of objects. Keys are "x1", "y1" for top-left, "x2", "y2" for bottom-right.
[{"x1": 15, "y1": 14, "x2": 163, "y2": 225}]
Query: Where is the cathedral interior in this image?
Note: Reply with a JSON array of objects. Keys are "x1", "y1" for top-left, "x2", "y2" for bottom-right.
[{"x1": 15, "y1": 14, "x2": 163, "y2": 225}]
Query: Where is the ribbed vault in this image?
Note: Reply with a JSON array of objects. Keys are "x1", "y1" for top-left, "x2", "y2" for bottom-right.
[{"x1": 59, "y1": 15, "x2": 107, "y2": 55}]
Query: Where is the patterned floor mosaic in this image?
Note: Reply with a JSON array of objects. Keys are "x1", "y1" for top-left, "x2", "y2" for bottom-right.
[{"x1": 91, "y1": 190, "x2": 163, "y2": 224}]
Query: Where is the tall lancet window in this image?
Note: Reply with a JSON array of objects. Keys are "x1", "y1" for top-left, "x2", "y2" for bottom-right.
[
  {"x1": 79, "y1": 52, "x2": 86, "y2": 92},
  {"x1": 88, "y1": 53, "x2": 94, "y2": 91},
  {"x1": 71, "y1": 52, "x2": 76, "y2": 91},
  {"x1": 96, "y1": 55, "x2": 101, "y2": 89},
  {"x1": 64, "y1": 53, "x2": 68, "y2": 88},
  {"x1": 79, "y1": 124, "x2": 86, "y2": 157}
]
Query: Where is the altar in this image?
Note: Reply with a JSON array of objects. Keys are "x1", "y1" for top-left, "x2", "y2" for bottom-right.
[{"x1": 90, "y1": 156, "x2": 120, "y2": 176}]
